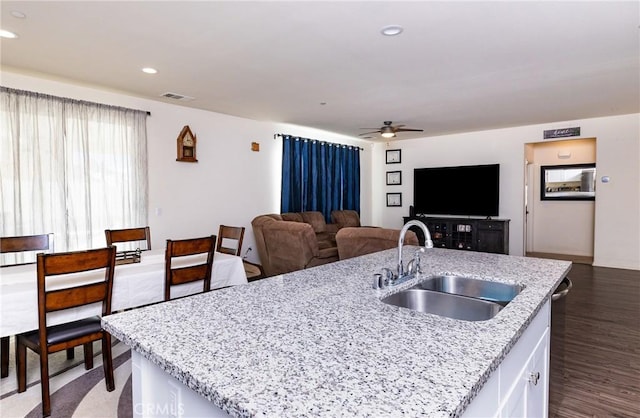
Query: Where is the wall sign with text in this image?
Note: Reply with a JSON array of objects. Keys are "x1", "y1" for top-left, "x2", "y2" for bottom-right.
[{"x1": 543, "y1": 127, "x2": 580, "y2": 139}]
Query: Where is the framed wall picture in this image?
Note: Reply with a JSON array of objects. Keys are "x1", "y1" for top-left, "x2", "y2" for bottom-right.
[
  {"x1": 386, "y1": 192, "x2": 402, "y2": 207},
  {"x1": 386, "y1": 149, "x2": 401, "y2": 164},
  {"x1": 386, "y1": 171, "x2": 402, "y2": 185}
]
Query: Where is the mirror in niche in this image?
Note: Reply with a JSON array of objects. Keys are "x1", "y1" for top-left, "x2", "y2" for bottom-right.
[{"x1": 541, "y1": 163, "x2": 596, "y2": 201}]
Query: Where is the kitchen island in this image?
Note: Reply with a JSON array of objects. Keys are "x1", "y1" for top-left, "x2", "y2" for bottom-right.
[{"x1": 102, "y1": 247, "x2": 571, "y2": 417}]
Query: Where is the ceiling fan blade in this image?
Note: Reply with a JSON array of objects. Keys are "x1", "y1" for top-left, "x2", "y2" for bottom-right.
[
  {"x1": 395, "y1": 128, "x2": 424, "y2": 132},
  {"x1": 359, "y1": 127, "x2": 382, "y2": 130},
  {"x1": 393, "y1": 124, "x2": 406, "y2": 129},
  {"x1": 358, "y1": 130, "x2": 380, "y2": 136}
]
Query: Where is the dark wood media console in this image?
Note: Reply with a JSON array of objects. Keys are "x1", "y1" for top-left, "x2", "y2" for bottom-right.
[{"x1": 403, "y1": 216, "x2": 510, "y2": 255}]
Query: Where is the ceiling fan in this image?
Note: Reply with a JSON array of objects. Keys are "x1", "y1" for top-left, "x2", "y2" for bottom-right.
[{"x1": 359, "y1": 121, "x2": 424, "y2": 138}]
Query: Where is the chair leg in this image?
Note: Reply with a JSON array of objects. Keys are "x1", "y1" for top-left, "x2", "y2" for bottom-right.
[
  {"x1": 102, "y1": 334, "x2": 115, "y2": 391},
  {"x1": 39, "y1": 346, "x2": 51, "y2": 417},
  {"x1": 16, "y1": 337, "x2": 27, "y2": 393},
  {"x1": 66, "y1": 347, "x2": 75, "y2": 360},
  {"x1": 1, "y1": 336, "x2": 8, "y2": 378},
  {"x1": 83, "y1": 342, "x2": 94, "y2": 370}
]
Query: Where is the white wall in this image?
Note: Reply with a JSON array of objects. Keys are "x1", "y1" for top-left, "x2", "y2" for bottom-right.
[
  {"x1": 373, "y1": 114, "x2": 640, "y2": 270},
  {"x1": 1, "y1": 70, "x2": 372, "y2": 264},
  {"x1": 529, "y1": 139, "x2": 596, "y2": 256},
  {"x1": 3, "y1": 69, "x2": 638, "y2": 270}
]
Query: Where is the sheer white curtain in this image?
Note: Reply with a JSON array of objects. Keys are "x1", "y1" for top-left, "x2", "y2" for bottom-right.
[{"x1": 0, "y1": 87, "x2": 148, "y2": 263}]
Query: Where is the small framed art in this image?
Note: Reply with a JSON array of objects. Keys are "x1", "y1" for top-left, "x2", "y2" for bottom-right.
[
  {"x1": 386, "y1": 171, "x2": 402, "y2": 185},
  {"x1": 386, "y1": 192, "x2": 402, "y2": 207},
  {"x1": 386, "y1": 149, "x2": 401, "y2": 164}
]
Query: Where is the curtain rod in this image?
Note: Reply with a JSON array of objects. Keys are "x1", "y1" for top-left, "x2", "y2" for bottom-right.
[
  {"x1": 1, "y1": 86, "x2": 151, "y2": 116},
  {"x1": 274, "y1": 133, "x2": 364, "y2": 151}
]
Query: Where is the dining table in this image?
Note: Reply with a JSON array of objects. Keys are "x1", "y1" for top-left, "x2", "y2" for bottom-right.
[{"x1": 0, "y1": 249, "x2": 248, "y2": 339}]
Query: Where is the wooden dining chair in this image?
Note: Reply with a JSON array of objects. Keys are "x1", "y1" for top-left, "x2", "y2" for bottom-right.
[
  {"x1": 164, "y1": 235, "x2": 217, "y2": 301},
  {"x1": 16, "y1": 246, "x2": 117, "y2": 417},
  {"x1": 216, "y1": 225, "x2": 245, "y2": 256},
  {"x1": 217, "y1": 225, "x2": 264, "y2": 281},
  {"x1": 0, "y1": 233, "x2": 53, "y2": 379},
  {"x1": 105, "y1": 226, "x2": 151, "y2": 251}
]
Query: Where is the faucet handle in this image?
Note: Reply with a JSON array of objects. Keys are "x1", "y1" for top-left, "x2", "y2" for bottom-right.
[
  {"x1": 373, "y1": 268, "x2": 395, "y2": 289},
  {"x1": 409, "y1": 248, "x2": 425, "y2": 275},
  {"x1": 382, "y1": 267, "x2": 396, "y2": 285},
  {"x1": 373, "y1": 273, "x2": 384, "y2": 289}
]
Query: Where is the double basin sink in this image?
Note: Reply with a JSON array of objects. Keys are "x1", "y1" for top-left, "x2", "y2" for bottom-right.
[{"x1": 381, "y1": 275, "x2": 524, "y2": 321}]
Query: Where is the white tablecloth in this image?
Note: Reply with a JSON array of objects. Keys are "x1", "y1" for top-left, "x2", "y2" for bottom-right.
[{"x1": 0, "y1": 249, "x2": 247, "y2": 337}]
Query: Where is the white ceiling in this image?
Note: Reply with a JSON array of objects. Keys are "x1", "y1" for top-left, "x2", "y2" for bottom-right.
[{"x1": 1, "y1": 1, "x2": 638, "y2": 141}]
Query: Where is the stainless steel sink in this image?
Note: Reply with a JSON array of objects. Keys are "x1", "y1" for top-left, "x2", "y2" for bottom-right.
[
  {"x1": 416, "y1": 275, "x2": 523, "y2": 306},
  {"x1": 381, "y1": 288, "x2": 503, "y2": 321}
]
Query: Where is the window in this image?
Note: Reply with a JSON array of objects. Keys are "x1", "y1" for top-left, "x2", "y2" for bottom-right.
[{"x1": 0, "y1": 87, "x2": 148, "y2": 263}]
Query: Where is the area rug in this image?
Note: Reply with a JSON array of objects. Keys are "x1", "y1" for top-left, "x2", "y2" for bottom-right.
[{"x1": 0, "y1": 339, "x2": 132, "y2": 418}]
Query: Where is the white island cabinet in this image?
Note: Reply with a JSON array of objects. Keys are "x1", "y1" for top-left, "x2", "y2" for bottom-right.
[
  {"x1": 462, "y1": 299, "x2": 550, "y2": 418},
  {"x1": 131, "y1": 300, "x2": 551, "y2": 418},
  {"x1": 103, "y1": 247, "x2": 570, "y2": 418}
]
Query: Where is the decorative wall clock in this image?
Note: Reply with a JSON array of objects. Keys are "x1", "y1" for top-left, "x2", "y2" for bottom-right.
[{"x1": 176, "y1": 125, "x2": 197, "y2": 162}]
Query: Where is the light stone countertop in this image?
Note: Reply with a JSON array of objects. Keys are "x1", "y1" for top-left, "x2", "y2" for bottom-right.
[{"x1": 102, "y1": 247, "x2": 571, "y2": 417}]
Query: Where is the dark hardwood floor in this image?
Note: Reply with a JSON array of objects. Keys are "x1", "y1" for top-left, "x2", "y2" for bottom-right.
[{"x1": 549, "y1": 263, "x2": 640, "y2": 418}]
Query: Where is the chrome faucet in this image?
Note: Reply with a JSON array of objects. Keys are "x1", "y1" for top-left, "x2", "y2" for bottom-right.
[
  {"x1": 373, "y1": 220, "x2": 434, "y2": 289},
  {"x1": 397, "y1": 220, "x2": 434, "y2": 280}
]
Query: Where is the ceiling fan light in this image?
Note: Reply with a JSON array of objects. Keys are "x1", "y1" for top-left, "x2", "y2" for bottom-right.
[{"x1": 381, "y1": 132, "x2": 396, "y2": 138}]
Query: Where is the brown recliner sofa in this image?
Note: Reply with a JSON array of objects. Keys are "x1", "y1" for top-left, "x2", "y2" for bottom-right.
[
  {"x1": 251, "y1": 212, "x2": 340, "y2": 277},
  {"x1": 335, "y1": 227, "x2": 419, "y2": 260}
]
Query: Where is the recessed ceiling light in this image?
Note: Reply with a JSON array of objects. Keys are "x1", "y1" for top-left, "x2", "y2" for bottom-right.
[
  {"x1": 0, "y1": 30, "x2": 18, "y2": 39},
  {"x1": 381, "y1": 25, "x2": 403, "y2": 36},
  {"x1": 141, "y1": 67, "x2": 158, "y2": 74},
  {"x1": 11, "y1": 10, "x2": 26, "y2": 19}
]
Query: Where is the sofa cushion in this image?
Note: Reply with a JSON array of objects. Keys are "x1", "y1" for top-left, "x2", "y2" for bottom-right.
[
  {"x1": 331, "y1": 210, "x2": 361, "y2": 228},
  {"x1": 300, "y1": 211, "x2": 327, "y2": 233},
  {"x1": 281, "y1": 212, "x2": 304, "y2": 223},
  {"x1": 316, "y1": 232, "x2": 336, "y2": 249}
]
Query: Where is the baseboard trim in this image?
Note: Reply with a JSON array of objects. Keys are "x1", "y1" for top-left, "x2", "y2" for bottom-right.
[{"x1": 526, "y1": 252, "x2": 593, "y2": 265}]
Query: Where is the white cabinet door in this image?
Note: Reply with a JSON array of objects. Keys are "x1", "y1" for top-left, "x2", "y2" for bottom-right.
[
  {"x1": 499, "y1": 326, "x2": 550, "y2": 418},
  {"x1": 526, "y1": 328, "x2": 550, "y2": 417}
]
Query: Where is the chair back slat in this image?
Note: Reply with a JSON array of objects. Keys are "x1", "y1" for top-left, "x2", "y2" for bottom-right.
[
  {"x1": 45, "y1": 282, "x2": 109, "y2": 312},
  {"x1": 170, "y1": 237, "x2": 215, "y2": 257},
  {"x1": 170, "y1": 265, "x2": 210, "y2": 286},
  {"x1": 105, "y1": 227, "x2": 151, "y2": 250},
  {"x1": 1, "y1": 234, "x2": 51, "y2": 253},
  {"x1": 164, "y1": 235, "x2": 216, "y2": 301},
  {"x1": 1, "y1": 233, "x2": 53, "y2": 267},
  {"x1": 216, "y1": 225, "x2": 245, "y2": 256},
  {"x1": 40, "y1": 249, "x2": 115, "y2": 275}
]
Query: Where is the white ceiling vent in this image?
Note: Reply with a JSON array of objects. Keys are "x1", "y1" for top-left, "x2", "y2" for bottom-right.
[{"x1": 160, "y1": 92, "x2": 195, "y2": 101}]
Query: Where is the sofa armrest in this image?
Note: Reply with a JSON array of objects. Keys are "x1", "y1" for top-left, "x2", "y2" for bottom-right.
[{"x1": 261, "y1": 221, "x2": 320, "y2": 275}]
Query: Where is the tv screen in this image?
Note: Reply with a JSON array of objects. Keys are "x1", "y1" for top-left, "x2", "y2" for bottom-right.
[{"x1": 413, "y1": 164, "x2": 500, "y2": 217}]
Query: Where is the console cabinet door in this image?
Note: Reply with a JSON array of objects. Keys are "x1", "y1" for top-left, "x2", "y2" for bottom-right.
[{"x1": 476, "y1": 221, "x2": 509, "y2": 254}]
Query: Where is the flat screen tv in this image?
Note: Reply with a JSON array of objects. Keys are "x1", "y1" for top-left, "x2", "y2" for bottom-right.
[{"x1": 413, "y1": 164, "x2": 500, "y2": 217}]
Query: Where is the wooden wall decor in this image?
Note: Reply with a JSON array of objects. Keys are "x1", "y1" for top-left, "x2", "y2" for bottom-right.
[{"x1": 176, "y1": 125, "x2": 197, "y2": 162}]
